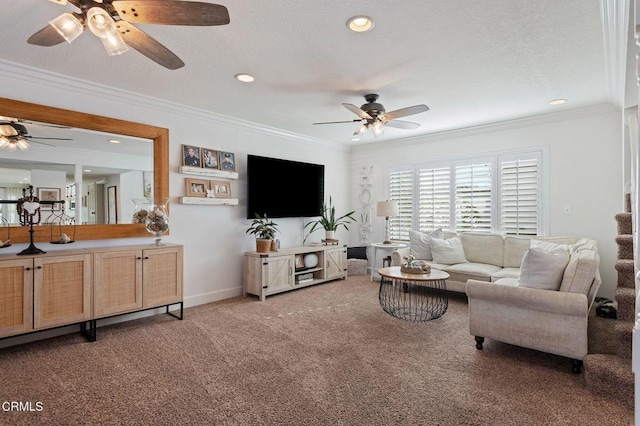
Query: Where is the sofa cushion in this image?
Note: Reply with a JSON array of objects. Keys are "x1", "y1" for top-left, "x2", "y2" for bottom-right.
[
  {"x1": 491, "y1": 267, "x2": 520, "y2": 281},
  {"x1": 503, "y1": 236, "x2": 531, "y2": 268},
  {"x1": 559, "y1": 249, "x2": 598, "y2": 296},
  {"x1": 430, "y1": 237, "x2": 467, "y2": 265},
  {"x1": 569, "y1": 238, "x2": 598, "y2": 254},
  {"x1": 518, "y1": 248, "x2": 570, "y2": 291},
  {"x1": 408, "y1": 229, "x2": 443, "y2": 260},
  {"x1": 444, "y1": 262, "x2": 501, "y2": 282},
  {"x1": 460, "y1": 232, "x2": 504, "y2": 266},
  {"x1": 531, "y1": 239, "x2": 569, "y2": 253},
  {"x1": 492, "y1": 277, "x2": 519, "y2": 286}
]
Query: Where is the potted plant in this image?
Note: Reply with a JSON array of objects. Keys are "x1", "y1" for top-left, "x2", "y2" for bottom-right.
[
  {"x1": 246, "y1": 213, "x2": 278, "y2": 253},
  {"x1": 304, "y1": 196, "x2": 356, "y2": 242}
]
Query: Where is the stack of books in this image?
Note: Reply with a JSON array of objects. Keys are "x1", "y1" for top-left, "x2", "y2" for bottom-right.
[{"x1": 296, "y1": 272, "x2": 314, "y2": 284}]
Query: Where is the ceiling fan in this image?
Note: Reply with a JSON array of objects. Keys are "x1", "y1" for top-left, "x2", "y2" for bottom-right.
[
  {"x1": 313, "y1": 94, "x2": 430, "y2": 138},
  {"x1": 27, "y1": 0, "x2": 231, "y2": 70},
  {"x1": 0, "y1": 121, "x2": 72, "y2": 151}
]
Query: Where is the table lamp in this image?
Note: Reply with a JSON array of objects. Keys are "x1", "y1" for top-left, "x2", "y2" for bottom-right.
[{"x1": 377, "y1": 200, "x2": 398, "y2": 244}]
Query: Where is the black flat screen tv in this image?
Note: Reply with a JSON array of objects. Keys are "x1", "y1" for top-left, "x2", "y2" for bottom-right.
[{"x1": 247, "y1": 155, "x2": 324, "y2": 219}]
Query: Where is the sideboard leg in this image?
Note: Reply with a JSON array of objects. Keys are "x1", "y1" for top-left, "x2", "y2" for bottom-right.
[
  {"x1": 166, "y1": 302, "x2": 184, "y2": 320},
  {"x1": 80, "y1": 320, "x2": 97, "y2": 342},
  {"x1": 474, "y1": 336, "x2": 484, "y2": 350}
]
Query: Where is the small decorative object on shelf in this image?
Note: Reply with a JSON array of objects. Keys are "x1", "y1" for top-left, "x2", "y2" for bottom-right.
[
  {"x1": 401, "y1": 255, "x2": 431, "y2": 274},
  {"x1": 44, "y1": 203, "x2": 76, "y2": 244},
  {"x1": 0, "y1": 216, "x2": 10, "y2": 248},
  {"x1": 145, "y1": 199, "x2": 170, "y2": 246},
  {"x1": 132, "y1": 197, "x2": 151, "y2": 223}
]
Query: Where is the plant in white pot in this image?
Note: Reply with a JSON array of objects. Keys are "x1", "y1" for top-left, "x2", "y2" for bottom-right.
[
  {"x1": 304, "y1": 197, "x2": 356, "y2": 242},
  {"x1": 246, "y1": 214, "x2": 278, "y2": 253}
]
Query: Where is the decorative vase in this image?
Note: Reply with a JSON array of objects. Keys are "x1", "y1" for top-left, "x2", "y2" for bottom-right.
[
  {"x1": 325, "y1": 230, "x2": 335, "y2": 240},
  {"x1": 145, "y1": 199, "x2": 169, "y2": 246},
  {"x1": 132, "y1": 197, "x2": 151, "y2": 224},
  {"x1": 304, "y1": 253, "x2": 319, "y2": 268}
]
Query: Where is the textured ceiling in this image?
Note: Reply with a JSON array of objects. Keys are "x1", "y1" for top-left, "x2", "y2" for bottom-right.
[{"x1": 0, "y1": 1, "x2": 610, "y2": 144}]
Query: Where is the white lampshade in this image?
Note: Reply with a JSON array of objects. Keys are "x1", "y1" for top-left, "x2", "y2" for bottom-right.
[{"x1": 377, "y1": 200, "x2": 398, "y2": 218}]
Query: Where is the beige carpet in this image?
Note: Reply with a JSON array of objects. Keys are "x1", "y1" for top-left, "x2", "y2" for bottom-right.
[{"x1": 0, "y1": 275, "x2": 633, "y2": 425}]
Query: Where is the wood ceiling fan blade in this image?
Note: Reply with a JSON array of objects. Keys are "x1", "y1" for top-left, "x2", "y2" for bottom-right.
[
  {"x1": 28, "y1": 137, "x2": 72, "y2": 141},
  {"x1": 27, "y1": 25, "x2": 66, "y2": 47},
  {"x1": 384, "y1": 120, "x2": 421, "y2": 130},
  {"x1": 380, "y1": 104, "x2": 429, "y2": 121},
  {"x1": 112, "y1": 1, "x2": 230, "y2": 26},
  {"x1": 312, "y1": 119, "x2": 362, "y2": 125},
  {"x1": 116, "y1": 21, "x2": 185, "y2": 70},
  {"x1": 342, "y1": 103, "x2": 373, "y2": 120}
]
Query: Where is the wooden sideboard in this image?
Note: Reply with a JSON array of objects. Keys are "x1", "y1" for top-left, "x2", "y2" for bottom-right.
[
  {"x1": 244, "y1": 244, "x2": 347, "y2": 301},
  {"x1": 0, "y1": 243, "x2": 183, "y2": 342}
]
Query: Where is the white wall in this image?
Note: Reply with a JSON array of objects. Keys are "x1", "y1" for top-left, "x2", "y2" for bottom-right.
[
  {"x1": 350, "y1": 106, "x2": 623, "y2": 299},
  {"x1": 0, "y1": 61, "x2": 351, "y2": 307}
]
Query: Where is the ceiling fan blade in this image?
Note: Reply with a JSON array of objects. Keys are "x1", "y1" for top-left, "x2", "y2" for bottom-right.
[
  {"x1": 116, "y1": 21, "x2": 185, "y2": 70},
  {"x1": 28, "y1": 137, "x2": 73, "y2": 141},
  {"x1": 379, "y1": 104, "x2": 429, "y2": 121},
  {"x1": 28, "y1": 140, "x2": 57, "y2": 148},
  {"x1": 384, "y1": 120, "x2": 421, "y2": 130},
  {"x1": 342, "y1": 103, "x2": 373, "y2": 120},
  {"x1": 27, "y1": 25, "x2": 66, "y2": 47},
  {"x1": 112, "y1": 1, "x2": 230, "y2": 26},
  {"x1": 313, "y1": 119, "x2": 362, "y2": 125}
]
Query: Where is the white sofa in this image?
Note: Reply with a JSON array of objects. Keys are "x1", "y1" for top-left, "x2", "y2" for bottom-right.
[{"x1": 391, "y1": 230, "x2": 601, "y2": 373}]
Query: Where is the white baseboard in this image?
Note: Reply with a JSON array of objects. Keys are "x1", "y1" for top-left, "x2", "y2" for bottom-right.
[{"x1": 184, "y1": 286, "x2": 244, "y2": 308}]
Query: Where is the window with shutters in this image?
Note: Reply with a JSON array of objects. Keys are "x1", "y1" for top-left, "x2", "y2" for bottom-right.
[{"x1": 385, "y1": 149, "x2": 545, "y2": 240}]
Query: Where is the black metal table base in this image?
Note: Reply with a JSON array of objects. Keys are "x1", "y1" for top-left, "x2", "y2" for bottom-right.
[{"x1": 379, "y1": 276, "x2": 448, "y2": 321}]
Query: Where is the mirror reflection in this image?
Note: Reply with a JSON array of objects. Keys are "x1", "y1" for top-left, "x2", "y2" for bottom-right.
[{"x1": 0, "y1": 119, "x2": 153, "y2": 226}]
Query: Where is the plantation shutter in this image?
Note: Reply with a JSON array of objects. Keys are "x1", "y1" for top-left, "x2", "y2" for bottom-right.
[
  {"x1": 500, "y1": 157, "x2": 539, "y2": 235},
  {"x1": 388, "y1": 169, "x2": 413, "y2": 241},
  {"x1": 454, "y1": 163, "x2": 492, "y2": 231},
  {"x1": 417, "y1": 167, "x2": 451, "y2": 231}
]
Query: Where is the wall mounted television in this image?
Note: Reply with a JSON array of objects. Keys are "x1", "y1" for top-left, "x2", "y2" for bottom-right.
[{"x1": 246, "y1": 155, "x2": 324, "y2": 219}]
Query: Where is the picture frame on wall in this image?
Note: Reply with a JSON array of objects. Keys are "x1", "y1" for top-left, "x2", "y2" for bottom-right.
[
  {"x1": 202, "y1": 148, "x2": 219, "y2": 169},
  {"x1": 210, "y1": 180, "x2": 231, "y2": 198},
  {"x1": 219, "y1": 151, "x2": 236, "y2": 172},
  {"x1": 37, "y1": 187, "x2": 61, "y2": 210},
  {"x1": 182, "y1": 144, "x2": 202, "y2": 167},
  {"x1": 185, "y1": 178, "x2": 208, "y2": 197}
]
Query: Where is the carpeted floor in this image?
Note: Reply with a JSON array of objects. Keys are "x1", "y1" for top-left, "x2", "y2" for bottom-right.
[{"x1": 0, "y1": 275, "x2": 633, "y2": 425}]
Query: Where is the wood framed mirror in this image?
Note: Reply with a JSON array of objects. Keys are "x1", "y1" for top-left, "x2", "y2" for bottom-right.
[{"x1": 0, "y1": 97, "x2": 169, "y2": 243}]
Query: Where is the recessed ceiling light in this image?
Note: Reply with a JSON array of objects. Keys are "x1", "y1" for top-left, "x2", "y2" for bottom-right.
[
  {"x1": 84, "y1": 169, "x2": 91, "y2": 172},
  {"x1": 351, "y1": 137, "x2": 360, "y2": 142},
  {"x1": 235, "y1": 73, "x2": 255, "y2": 83},
  {"x1": 109, "y1": 139, "x2": 120, "y2": 144},
  {"x1": 347, "y1": 16, "x2": 374, "y2": 33},
  {"x1": 549, "y1": 99, "x2": 567, "y2": 106}
]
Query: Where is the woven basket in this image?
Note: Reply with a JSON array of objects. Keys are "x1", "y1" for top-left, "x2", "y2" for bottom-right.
[{"x1": 401, "y1": 263, "x2": 431, "y2": 274}]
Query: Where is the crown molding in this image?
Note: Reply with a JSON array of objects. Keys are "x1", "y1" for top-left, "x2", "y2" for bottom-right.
[
  {"x1": 0, "y1": 60, "x2": 348, "y2": 152},
  {"x1": 353, "y1": 103, "x2": 619, "y2": 150}
]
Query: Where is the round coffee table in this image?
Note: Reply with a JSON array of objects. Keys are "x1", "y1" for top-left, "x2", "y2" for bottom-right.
[{"x1": 377, "y1": 266, "x2": 450, "y2": 322}]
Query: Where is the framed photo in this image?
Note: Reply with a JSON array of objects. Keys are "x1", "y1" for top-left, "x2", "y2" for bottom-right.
[
  {"x1": 182, "y1": 144, "x2": 202, "y2": 167},
  {"x1": 143, "y1": 171, "x2": 154, "y2": 198},
  {"x1": 37, "y1": 187, "x2": 61, "y2": 210},
  {"x1": 294, "y1": 254, "x2": 305, "y2": 270},
  {"x1": 210, "y1": 180, "x2": 232, "y2": 199},
  {"x1": 202, "y1": 148, "x2": 219, "y2": 169},
  {"x1": 107, "y1": 186, "x2": 117, "y2": 224},
  {"x1": 219, "y1": 151, "x2": 236, "y2": 172},
  {"x1": 185, "y1": 178, "x2": 208, "y2": 197}
]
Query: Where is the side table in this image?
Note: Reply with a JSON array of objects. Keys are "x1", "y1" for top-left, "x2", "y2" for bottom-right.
[{"x1": 369, "y1": 242, "x2": 407, "y2": 281}]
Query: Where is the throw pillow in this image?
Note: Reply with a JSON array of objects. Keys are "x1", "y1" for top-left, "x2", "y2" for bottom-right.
[
  {"x1": 518, "y1": 248, "x2": 570, "y2": 291},
  {"x1": 530, "y1": 239, "x2": 569, "y2": 253},
  {"x1": 409, "y1": 228, "x2": 443, "y2": 260},
  {"x1": 430, "y1": 236, "x2": 467, "y2": 265}
]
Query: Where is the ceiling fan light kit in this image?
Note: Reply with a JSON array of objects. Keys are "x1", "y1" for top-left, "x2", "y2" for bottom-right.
[
  {"x1": 49, "y1": 13, "x2": 83, "y2": 44},
  {"x1": 30, "y1": 1, "x2": 231, "y2": 69},
  {"x1": 314, "y1": 94, "x2": 429, "y2": 140}
]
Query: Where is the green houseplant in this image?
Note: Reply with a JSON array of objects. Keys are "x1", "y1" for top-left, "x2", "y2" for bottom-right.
[
  {"x1": 246, "y1": 214, "x2": 278, "y2": 253},
  {"x1": 304, "y1": 196, "x2": 356, "y2": 242}
]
